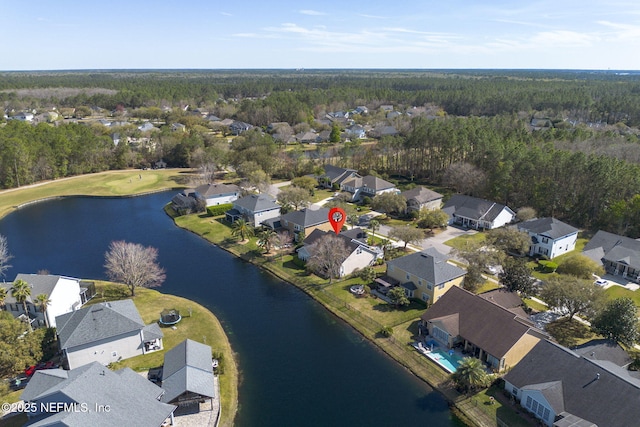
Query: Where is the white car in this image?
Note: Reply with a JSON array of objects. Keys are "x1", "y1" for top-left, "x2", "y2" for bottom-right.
[{"x1": 595, "y1": 279, "x2": 608, "y2": 286}]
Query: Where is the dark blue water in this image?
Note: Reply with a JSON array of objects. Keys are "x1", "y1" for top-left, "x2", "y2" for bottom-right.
[{"x1": 0, "y1": 192, "x2": 463, "y2": 426}]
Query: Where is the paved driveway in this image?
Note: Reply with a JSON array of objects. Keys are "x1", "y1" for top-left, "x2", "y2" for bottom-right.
[{"x1": 419, "y1": 225, "x2": 477, "y2": 256}]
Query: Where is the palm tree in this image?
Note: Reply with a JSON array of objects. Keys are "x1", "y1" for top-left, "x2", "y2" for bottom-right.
[
  {"x1": 231, "y1": 219, "x2": 254, "y2": 242},
  {"x1": 0, "y1": 287, "x2": 7, "y2": 311},
  {"x1": 257, "y1": 229, "x2": 277, "y2": 254},
  {"x1": 35, "y1": 294, "x2": 52, "y2": 328},
  {"x1": 11, "y1": 279, "x2": 32, "y2": 331},
  {"x1": 369, "y1": 219, "x2": 380, "y2": 239},
  {"x1": 451, "y1": 357, "x2": 490, "y2": 393}
]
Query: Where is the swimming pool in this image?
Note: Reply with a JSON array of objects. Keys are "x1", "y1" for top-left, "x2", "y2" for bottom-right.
[{"x1": 425, "y1": 348, "x2": 464, "y2": 373}]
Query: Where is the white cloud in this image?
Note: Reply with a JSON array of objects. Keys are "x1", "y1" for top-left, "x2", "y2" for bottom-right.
[
  {"x1": 598, "y1": 20, "x2": 640, "y2": 41},
  {"x1": 220, "y1": 12, "x2": 232, "y2": 16},
  {"x1": 299, "y1": 10, "x2": 326, "y2": 16}
]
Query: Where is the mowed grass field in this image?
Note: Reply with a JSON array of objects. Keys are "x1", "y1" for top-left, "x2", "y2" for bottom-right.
[{"x1": 0, "y1": 168, "x2": 192, "y2": 219}]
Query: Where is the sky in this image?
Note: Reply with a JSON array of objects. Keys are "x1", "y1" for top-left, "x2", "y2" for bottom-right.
[{"x1": 1, "y1": 0, "x2": 640, "y2": 71}]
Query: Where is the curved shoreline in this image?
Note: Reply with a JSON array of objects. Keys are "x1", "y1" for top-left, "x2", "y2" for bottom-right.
[{"x1": 167, "y1": 207, "x2": 490, "y2": 427}]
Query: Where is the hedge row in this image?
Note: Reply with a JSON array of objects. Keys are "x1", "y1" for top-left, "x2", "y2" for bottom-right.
[{"x1": 207, "y1": 203, "x2": 234, "y2": 217}]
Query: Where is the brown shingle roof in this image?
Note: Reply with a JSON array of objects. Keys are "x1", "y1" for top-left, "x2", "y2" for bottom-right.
[{"x1": 421, "y1": 286, "x2": 544, "y2": 358}]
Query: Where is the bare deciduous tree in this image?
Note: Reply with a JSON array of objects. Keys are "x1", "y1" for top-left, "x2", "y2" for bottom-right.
[
  {"x1": 306, "y1": 234, "x2": 350, "y2": 283},
  {"x1": 0, "y1": 234, "x2": 12, "y2": 280},
  {"x1": 442, "y1": 162, "x2": 487, "y2": 196},
  {"x1": 104, "y1": 241, "x2": 166, "y2": 297}
]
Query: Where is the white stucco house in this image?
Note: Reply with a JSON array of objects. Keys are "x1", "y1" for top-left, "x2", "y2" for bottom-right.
[
  {"x1": 517, "y1": 217, "x2": 579, "y2": 259},
  {"x1": 0, "y1": 274, "x2": 91, "y2": 328},
  {"x1": 55, "y1": 299, "x2": 163, "y2": 369},
  {"x1": 194, "y1": 183, "x2": 241, "y2": 207}
]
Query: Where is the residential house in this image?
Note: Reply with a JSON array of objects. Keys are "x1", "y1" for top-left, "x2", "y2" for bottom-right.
[
  {"x1": 582, "y1": 230, "x2": 640, "y2": 281},
  {"x1": 171, "y1": 123, "x2": 186, "y2": 132},
  {"x1": 56, "y1": 299, "x2": 164, "y2": 369},
  {"x1": 345, "y1": 124, "x2": 366, "y2": 139},
  {"x1": 225, "y1": 194, "x2": 280, "y2": 226},
  {"x1": 296, "y1": 131, "x2": 319, "y2": 144},
  {"x1": 478, "y1": 288, "x2": 528, "y2": 318},
  {"x1": 10, "y1": 111, "x2": 34, "y2": 122},
  {"x1": 229, "y1": 121, "x2": 252, "y2": 135},
  {"x1": 218, "y1": 118, "x2": 234, "y2": 127},
  {"x1": 278, "y1": 207, "x2": 332, "y2": 241},
  {"x1": 369, "y1": 125, "x2": 398, "y2": 138},
  {"x1": 206, "y1": 114, "x2": 221, "y2": 122},
  {"x1": 137, "y1": 122, "x2": 158, "y2": 132},
  {"x1": 171, "y1": 191, "x2": 200, "y2": 214},
  {"x1": 340, "y1": 175, "x2": 398, "y2": 202},
  {"x1": 0, "y1": 274, "x2": 91, "y2": 328},
  {"x1": 401, "y1": 186, "x2": 444, "y2": 213},
  {"x1": 297, "y1": 229, "x2": 382, "y2": 278},
  {"x1": 380, "y1": 105, "x2": 394, "y2": 112},
  {"x1": 194, "y1": 183, "x2": 241, "y2": 207},
  {"x1": 353, "y1": 106, "x2": 368, "y2": 115},
  {"x1": 517, "y1": 217, "x2": 578, "y2": 259},
  {"x1": 317, "y1": 164, "x2": 359, "y2": 189},
  {"x1": 503, "y1": 339, "x2": 640, "y2": 427},
  {"x1": 421, "y1": 286, "x2": 546, "y2": 372},
  {"x1": 573, "y1": 339, "x2": 633, "y2": 368},
  {"x1": 21, "y1": 362, "x2": 176, "y2": 426},
  {"x1": 385, "y1": 248, "x2": 466, "y2": 304},
  {"x1": 317, "y1": 130, "x2": 331, "y2": 143},
  {"x1": 386, "y1": 110, "x2": 402, "y2": 120},
  {"x1": 160, "y1": 339, "x2": 215, "y2": 407},
  {"x1": 442, "y1": 194, "x2": 515, "y2": 230}
]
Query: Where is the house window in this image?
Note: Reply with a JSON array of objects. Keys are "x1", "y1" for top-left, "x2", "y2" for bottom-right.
[
  {"x1": 541, "y1": 237, "x2": 549, "y2": 244},
  {"x1": 406, "y1": 273, "x2": 410, "y2": 280},
  {"x1": 418, "y1": 280, "x2": 422, "y2": 286},
  {"x1": 111, "y1": 351, "x2": 118, "y2": 357},
  {"x1": 511, "y1": 387, "x2": 519, "y2": 397},
  {"x1": 432, "y1": 326, "x2": 448, "y2": 343},
  {"x1": 427, "y1": 283, "x2": 432, "y2": 290},
  {"x1": 421, "y1": 293, "x2": 430, "y2": 302},
  {"x1": 389, "y1": 265, "x2": 394, "y2": 272}
]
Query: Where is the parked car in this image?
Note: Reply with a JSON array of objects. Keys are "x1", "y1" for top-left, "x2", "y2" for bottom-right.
[
  {"x1": 9, "y1": 375, "x2": 30, "y2": 390},
  {"x1": 147, "y1": 367, "x2": 163, "y2": 384},
  {"x1": 595, "y1": 279, "x2": 608, "y2": 286},
  {"x1": 25, "y1": 361, "x2": 58, "y2": 377}
]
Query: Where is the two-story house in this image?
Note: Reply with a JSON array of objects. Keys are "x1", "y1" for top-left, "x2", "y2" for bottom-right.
[
  {"x1": 21, "y1": 362, "x2": 176, "y2": 426},
  {"x1": 278, "y1": 207, "x2": 332, "y2": 241},
  {"x1": 56, "y1": 299, "x2": 163, "y2": 369},
  {"x1": 0, "y1": 274, "x2": 92, "y2": 328},
  {"x1": 317, "y1": 164, "x2": 359, "y2": 189},
  {"x1": 225, "y1": 194, "x2": 281, "y2": 227},
  {"x1": 384, "y1": 248, "x2": 466, "y2": 304},
  {"x1": 341, "y1": 175, "x2": 398, "y2": 202},
  {"x1": 401, "y1": 186, "x2": 444, "y2": 213},
  {"x1": 517, "y1": 217, "x2": 578, "y2": 259},
  {"x1": 194, "y1": 183, "x2": 241, "y2": 207}
]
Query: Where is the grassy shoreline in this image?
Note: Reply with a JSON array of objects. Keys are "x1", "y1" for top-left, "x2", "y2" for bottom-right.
[{"x1": 169, "y1": 208, "x2": 513, "y2": 427}]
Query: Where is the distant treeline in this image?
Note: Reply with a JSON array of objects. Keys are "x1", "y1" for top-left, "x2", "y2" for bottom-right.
[{"x1": 2, "y1": 70, "x2": 640, "y2": 125}]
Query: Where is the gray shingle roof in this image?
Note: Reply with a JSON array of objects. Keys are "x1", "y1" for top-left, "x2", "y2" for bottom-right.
[
  {"x1": 281, "y1": 207, "x2": 329, "y2": 228},
  {"x1": 56, "y1": 300, "x2": 158, "y2": 349},
  {"x1": 386, "y1": 248, "x2": 466, "y2": 286},
  {"x1": 573, "y1": 339, "x2": 633, "y2": 367},
  {"x1": 233, "y1": 194, "x2": 279, "y2": 213},
  {"x1": 401, "y1": 186, "x2": 443, "y2": 204},
  {"x1": 3, "y1": 274, "x2": 74, "y2": 304},
  {"x1": 582, "y1": 230, "x2": 640, "y2": 268},
  {"x1": 194, "y1": 183, "x2": 240, "y2": 198},
  {"x1": 161, "y1": 339, "x2": 215, "y2": 403},
  {"x1": 321, "y1": 165, "x2": 358, "y2": 185},
  {"x1": 517, "y1": 217, "x2": 578, "y2": 240},
  {"x1": 342, "y1": 175, "x2": 396, "y2": 192},
  {"x1": 503, "y1": 340, "x2": 640, "y2": 427},
  {"x1": 421, "y1": 286, "x2": 545, "y2": 359},
  {"x1": 22, "y1": 362, "x2": 175, "y2": 427},
  {"x1": 443, "y1": 194, "x2": 514, "y2": 223}
]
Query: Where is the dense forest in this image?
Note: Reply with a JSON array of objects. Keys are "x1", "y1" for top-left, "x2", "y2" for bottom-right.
[{"x1": 2, "y1": 69, "x2": 640, "y2": 236}]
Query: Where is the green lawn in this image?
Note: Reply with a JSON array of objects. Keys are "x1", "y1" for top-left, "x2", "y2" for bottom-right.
[
  {"x1": 605, "y1": 286, "x2": 640, "y2": 309},
  {"x1": 545, "y1": 318, "x2": 598, "y2": 347},
  {"x1": 0, "y1": 168, "x2": 191, "y2": 220},
  {"x1": 89, "y1": 282, "x2": 238, "y2": 427},
  {"x1": 468, "y1": 385, "x2": 536, "y2": 427},
  {"x1": 526, "y1": 238, "x2": 589, "y2": 280},
  {"x1": 523, "y1": 297, "x2": 547, "y2": 312},
  {"x1": 444, "y1": 232, "x2": 487, "y2": 251}
]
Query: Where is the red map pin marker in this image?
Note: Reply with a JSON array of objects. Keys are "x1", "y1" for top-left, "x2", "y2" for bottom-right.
[{"x1": 328, "y1": 207, "x2": 346, "y2": 234}]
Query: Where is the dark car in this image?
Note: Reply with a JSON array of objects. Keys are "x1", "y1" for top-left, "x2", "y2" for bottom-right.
[
  {"x1": 147, "y1": 367, "x2": 163, "y2": 384},
  {"x1": 9, "y1": 376, "x2": 30, "y2": 390}
]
